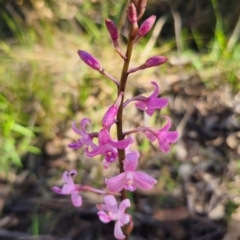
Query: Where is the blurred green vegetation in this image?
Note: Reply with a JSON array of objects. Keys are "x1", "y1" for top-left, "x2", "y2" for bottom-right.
[{"x1": 0, "y1": 0, "x2": 239, "y2": 171}]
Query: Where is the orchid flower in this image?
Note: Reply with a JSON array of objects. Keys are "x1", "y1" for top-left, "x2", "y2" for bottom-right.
[
  {"x1": 124, "y1": 81, "x2": 168, "y2": 116},
  {"x1": 145, "y1": 116, "x2": 178, "y2": 153},
  {"x1": 52, "y1": 169, "x2": 82, "y2": 207},
  {"x1": 97, "y1": 195, "x2": 131, "y2": 240},
  {"x1": 68, "y1": 118, "x2": 97, "y2": 149},
  {"x1": 52, "y1": 170, "x2": 120, "y2": 207},
  {"x1": 85, "y1": 128, "x2": 132, "y2": 168},
  {"x1": 105, "y1": 150, "x2": 157, "y2": 192}
]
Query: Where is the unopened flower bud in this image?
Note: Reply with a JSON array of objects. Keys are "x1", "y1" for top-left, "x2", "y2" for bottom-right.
[
  {"x1": 128, "y1": 4, "x2": 139, "y2": 38},
  {"x1": 128, "y1": 3, "x2": 137, "y2": 23},
  {"x1": 145, "y1": 56, "x2": 167, "y2": 67},
  {"x1": 138, "y1": 15, "x2": 156, "y2": 37},
  {"x1": 102, "y1": 92, "x2": 123, "y2": 128},
  {"x1": 78, "y1": 50, "x2": 102, "y2": 71},
  {"x1": 128, "y1": 56, "x2": 167, "y2": 74},
  {"x1": 105, "y1": 19, "x2": 126, "y2": 60},
  {"x1": 105, "y1": 19, "x2": 118, "y2": 41},
  {"x1": 134, "y1": 15, "x2": 156, "y2": 43}
]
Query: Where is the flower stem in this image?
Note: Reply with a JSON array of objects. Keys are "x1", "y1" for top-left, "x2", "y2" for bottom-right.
[
  {"x1": 116, "y1": 21, "x2": 135, "y2": 240},
  {"x1": 117, "y1": 33, "x2": 135, "y2": 196}
]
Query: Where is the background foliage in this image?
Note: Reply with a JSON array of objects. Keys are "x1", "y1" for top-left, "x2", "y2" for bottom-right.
[
  {"x1": 0, "y1": 0, "x2": 240, "y2": 239},
  {"x1": 0, "y1": 0, "x2": 239, "y2": 174}
]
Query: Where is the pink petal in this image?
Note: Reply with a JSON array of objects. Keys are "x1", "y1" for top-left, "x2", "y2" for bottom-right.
[
  {"x1": 145, "y1": 132, "x2": 156, "y2": 142},
  {"x1": 135, "y1": 101, "x2": 146, "y2": 110},
  {"x1": 85, "y1": 145, "x2": 105, "y2": 157},
  {"x1": 82, "y1": 134, "x2": 94, "y2": 146},
  {"x1": 105, "y1": 173, "x2": 126, "y2": 192},
  {"x1": 123, "y1": 151, "x2": 139, "y2": 171},
  {"x1": 71, "y1": 192, "x2": 82, "y2": 207},
  {"x1": 133, "y1": 172, "x2": 157, "y2": 190},
  {"x1": 97, "y1": 211, "x2": 112, "y2": 223},
  {"x1": 157, "y1": 138, "x2": 170, "y2": 153},
  {"x1": 145, "y1": 108, "x2": 155, "y2": 116},
  {"x1": 80, "y1": 118, "x2": 92, "y2": 132},
  {"x1": 161, "y1": 131, "x2": 179, "y2": 143},
  {"x1": 62, "y1": 183, "x2": 75, "y2": 194},
  {"x1": 62, "y1": 171, "x2": 74, "y2": 185},
  {"x1": 119, "y1": 199, "x2": 131, "y2": 216},
  {"x1": 114, "y1": 220, "x2": 126, "y2": 240},
  {"x1": 157, "y1": 131, "x2": 178, "y2": 153},
  {"x1": 98, "y1": 128, "x2": 110, "y2": 145},
  {"x1": 160, "y1": 116, "x2": 172, "y2": 132},
  {"x1": 52, "y1": 186, "x2": 63, "y2": 194},
  {"x1": 110, "y1": 137, "x2": 131, "y2": 149},
  {"x1": 149, "y1": 81, "x2": 159, "y2": 99},
  {"x1": 72, "y1": 122, "x2": 83, "y2": 135},
  {"x1": 68, "y1": 140, "x2": 84, "y2": 149},
  {"x1": 88, "y1": 139, "x2": 98, "y2": 149},
  {"x1": 104, "y1": 195, "x2": 118, "y2": 213},
  {"x1": 119, "y1": 213, "x2": 130, "y2": 226},
  {"x1": 149, "y1": 97, "x2": 168, "y2": 109}
]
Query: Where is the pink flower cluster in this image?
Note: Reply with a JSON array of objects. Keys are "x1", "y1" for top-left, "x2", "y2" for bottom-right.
[
  {"x1": 52, "y1": 1, "x2": 179, "y2": 239},
  {"x1": 97, "y1": 195, "x2": 131, "y2": 239}
]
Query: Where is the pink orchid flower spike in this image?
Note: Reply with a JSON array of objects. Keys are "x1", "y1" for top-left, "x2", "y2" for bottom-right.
[
  {"x1": 105, "y1": 150, "x2": 157, "y2": 192},
  {"x1": 68, "y1": 118, "x2": 96, "y2": 150},
  {"x1": 52, "y1": 169, "x2": 82, "y2": 207},
  {"x1": 97, "y1": 195, "x2": 131, "y2": 240},
  {"x1": 85, "y1": 128, "x2": 132, "y2": 169},
  {"x1": 145, "y1": 116, "x2": 179, "y2": 153},
  {"x1": 124, "y1": 81, "x2": 168, "y2": 116}
]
